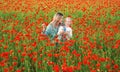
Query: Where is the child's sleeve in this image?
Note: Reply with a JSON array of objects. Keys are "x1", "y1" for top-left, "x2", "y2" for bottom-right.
[{"x1": 69, "y1": 28, "x2": 72, "y2": 38}]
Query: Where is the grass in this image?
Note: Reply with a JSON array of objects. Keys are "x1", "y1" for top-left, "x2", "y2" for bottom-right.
[{"x1": 0, "y1": 0, "x2": 120, "y2": 72}]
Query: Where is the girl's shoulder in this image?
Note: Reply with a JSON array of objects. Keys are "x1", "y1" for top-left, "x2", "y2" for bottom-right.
[{"x1": 66, "y1": 27, "x2": 72, "y2": 31}]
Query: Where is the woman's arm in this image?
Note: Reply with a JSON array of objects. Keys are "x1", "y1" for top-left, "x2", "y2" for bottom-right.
[
  {"x1": 45, "y1": 24, "x2": 52, "y2": 36},
  {"x1": 57, "y1": 26, "x2": 64, "y2": 35},
  {"x1": 41, "y1": 23, "x2": 46, "y2": 33}
]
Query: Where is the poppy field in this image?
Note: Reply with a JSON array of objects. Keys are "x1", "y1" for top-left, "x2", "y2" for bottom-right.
[{"x1": 0, "y1": 0, "x2": 120, "y2": 72}]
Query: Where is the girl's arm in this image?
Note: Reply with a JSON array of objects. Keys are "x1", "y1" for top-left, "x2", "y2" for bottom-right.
[
  {"x1": 69, "y1": 29, "x2": 72, "y2": 38},
  {"x1": 66, "y1": 28, "x2": 72, "y2": 39}
]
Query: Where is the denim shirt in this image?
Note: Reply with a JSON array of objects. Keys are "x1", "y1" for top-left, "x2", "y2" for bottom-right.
[{"x1": 45, "y1": 23, "x2": 59, "y2": 40}]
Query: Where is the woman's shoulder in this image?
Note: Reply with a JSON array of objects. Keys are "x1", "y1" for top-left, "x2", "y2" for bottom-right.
[
  {"x1": 59, "y1": 26, "x2": 64, "y2": 27},
  {"x1": 59, "y1": 26, "x2": 64, "y2": 29},
  {"x1": 47, "y1": 22, "x2": 54, "y2": 28}
]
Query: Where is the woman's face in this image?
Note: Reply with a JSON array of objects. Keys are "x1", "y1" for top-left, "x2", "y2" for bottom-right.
[
  {"x1": 55, "y1": 15, "x2": 63, "y2": 22},
  {"x1": 58, "y1": 18, "x2": 63, "y2": 24},
  {"x1": 54, "y1": 15, "x2": 63, "y2": 25}
]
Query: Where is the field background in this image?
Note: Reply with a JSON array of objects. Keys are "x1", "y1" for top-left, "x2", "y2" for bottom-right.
[{"x1": 0, "y1": 0, "x2": 120, "y2": 72}]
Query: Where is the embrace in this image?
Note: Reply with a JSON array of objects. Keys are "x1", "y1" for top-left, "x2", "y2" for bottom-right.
[{"x1": 42, "y1": 12, "x2": 73, "y2": 42}]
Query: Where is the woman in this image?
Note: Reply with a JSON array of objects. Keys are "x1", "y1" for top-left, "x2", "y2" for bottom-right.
[{"x1": 44, "y1": 12, "x2": 63, "y2": 41}]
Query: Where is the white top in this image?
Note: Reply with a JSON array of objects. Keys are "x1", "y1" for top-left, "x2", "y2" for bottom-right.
[{"x1": 57, "y1": 26, "x2": 72, "y2": 40}]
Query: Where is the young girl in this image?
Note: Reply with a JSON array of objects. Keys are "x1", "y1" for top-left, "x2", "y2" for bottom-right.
[{"x1": 57, "y1": 17, "x2": 72, "y2": 41}]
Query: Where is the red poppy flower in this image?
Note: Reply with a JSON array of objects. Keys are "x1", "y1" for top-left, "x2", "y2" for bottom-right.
[
  {"x1": 32, "y1": 42, "x2": 37, "y2": 47},
  {"x1": 16, "y1": 69, "x2": 21, "y2": 72},
  {"x1": 113, "y1": 64, "x2": 119, "y2": 69},
  {"x1": 96, "y1": 62, "x2": 101, "y2": 67},
  {"x1": 12, "y1": 62, "x2": 17, "y2": 66},
  {"x1": 53, "y1": 65, "x2": 59, "y2": 72},
  {"x1": 106, "y1": 64, "x2": 111, "y2": 69},
  {"x1": 0, "y1": 60, "x2": 5, "y2": 67},
  {"x1": 21, "y1": 52, "x2": 27, "y2": 57},
  {"x1": 32, "y1": 57, "x2": 37, "y2": 62},
  {"x1": 47, "y1": 61, "x2": 54, "y2": 66},
  {"x1": 4, "y1": 68, "x2": 9, "y2": 72},
  {"x1": 47, "y1": 53, "x2": 52, "y2": 57}
]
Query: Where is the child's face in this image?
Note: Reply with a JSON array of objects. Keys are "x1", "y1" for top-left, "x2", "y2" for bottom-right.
[{"x1": 65, "y1": 18, "x2": 72, "y2": 26}]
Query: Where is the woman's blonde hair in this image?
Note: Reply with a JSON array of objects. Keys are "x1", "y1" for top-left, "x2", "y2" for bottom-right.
[
  {"x1": 51, "y1": 12, "x2": 63, "y2": 26},
  {"x1": 53, "y1": 12, "x2": 63, "y2": 21}
]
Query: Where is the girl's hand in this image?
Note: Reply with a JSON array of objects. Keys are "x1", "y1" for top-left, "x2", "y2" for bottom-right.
[
  {"x1": 64, "y1": 31, "x2": 69, "y2": 35},
  {"x1": 59, "y1": 30, "x2": 64, "y2": 34}
]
